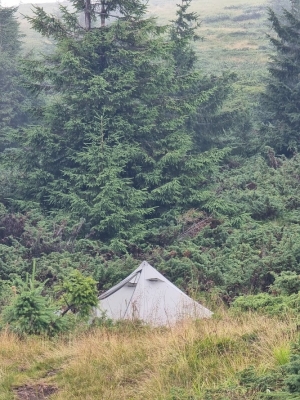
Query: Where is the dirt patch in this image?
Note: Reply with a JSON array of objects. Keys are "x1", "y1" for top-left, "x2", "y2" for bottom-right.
[{"x1": 14, "y1": 384, "x2": 58, "y2": 400}]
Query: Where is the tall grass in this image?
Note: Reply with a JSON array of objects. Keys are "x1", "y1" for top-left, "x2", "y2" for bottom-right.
[{"x1": 0, "y1": 312, "x2": 297, "y2": 399}]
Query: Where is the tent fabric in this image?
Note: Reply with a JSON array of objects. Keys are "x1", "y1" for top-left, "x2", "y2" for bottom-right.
[{"x1": 95, "y1": 261, "x2": 212, "y2": 325}]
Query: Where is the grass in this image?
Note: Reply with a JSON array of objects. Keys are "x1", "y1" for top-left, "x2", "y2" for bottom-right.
[
  {"x1": 0, "y1": 311, "x2": 298, "y2": 399},
  {"x1": 273, "y1": 344, "x2": 291, "y2": 366}
]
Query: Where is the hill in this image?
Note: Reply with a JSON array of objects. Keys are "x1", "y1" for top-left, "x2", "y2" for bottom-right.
[
  {"x1": 1, "y1": 311, "x2": 298, "y2": 400},
  {"x1": 1, "y1": 1, "x2": 300, "y2": 398}
]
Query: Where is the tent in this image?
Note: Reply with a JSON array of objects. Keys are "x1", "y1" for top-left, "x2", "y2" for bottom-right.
[{"x1": 95, "y1": 261, "x2": 212, "y2": 325}]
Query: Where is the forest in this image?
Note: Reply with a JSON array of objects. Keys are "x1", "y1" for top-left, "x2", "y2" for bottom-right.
[{"x1": 1, "y1": 0, "x2": 300, "y2": 398}]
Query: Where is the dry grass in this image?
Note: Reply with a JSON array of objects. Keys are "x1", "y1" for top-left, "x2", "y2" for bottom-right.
[{"x1": 0, "y1": 311, "x2": 297, "y2": 400}]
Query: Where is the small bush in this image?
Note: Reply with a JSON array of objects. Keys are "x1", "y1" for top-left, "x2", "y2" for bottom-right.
[
  {"x1": 231, "y1": 293, "x2": 300, "y2": 316},
  {"x1": 1, "y1": 284, "x2": 64, "y2": 336},
  {"x1": 237, "y1": 349, "x2": 300, "y2": 398},
  {"x1": 270, "y1": 272, "x2": 300, "y2": 296}
]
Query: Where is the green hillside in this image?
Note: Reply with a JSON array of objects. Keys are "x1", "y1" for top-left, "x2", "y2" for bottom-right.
[
  {"x1": 1, "y1": 0, "x2": 300, "y2": 398},
  {"x1": 5, "y1": 0, "x2": 300, "y2": 321}
]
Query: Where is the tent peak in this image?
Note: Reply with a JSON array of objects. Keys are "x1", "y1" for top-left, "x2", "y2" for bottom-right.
[{"x1": 95, "y1": 261, "x2": 213, "y2": 325}]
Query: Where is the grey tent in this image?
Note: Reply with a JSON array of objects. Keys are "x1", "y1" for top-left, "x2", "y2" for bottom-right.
[{"x1": 95, "y1": 261, "x2": 212, "y2": 325}]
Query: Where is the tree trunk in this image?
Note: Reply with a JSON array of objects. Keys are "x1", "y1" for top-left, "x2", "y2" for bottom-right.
[
  {"x1": 101, "y1": 0, "x2": 106, "y2": 27},
  {"x1": 85, "y1": 0, "x2": 91, "y2": 30}
]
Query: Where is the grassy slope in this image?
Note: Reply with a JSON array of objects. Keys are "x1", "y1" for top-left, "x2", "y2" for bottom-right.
[
  {"x1": 8, "y1": 2, "x2": 298, "y2": 399},
  {"x1": 0, "y1": 311, "x2": 297, "y2": 400}
]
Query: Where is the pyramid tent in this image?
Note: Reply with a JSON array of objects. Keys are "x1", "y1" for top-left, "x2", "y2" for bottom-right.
[{"x1": 95, "y1": 261, "x2": 212, "y2": 325}]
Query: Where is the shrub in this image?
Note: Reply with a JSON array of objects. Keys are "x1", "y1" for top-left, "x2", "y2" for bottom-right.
[
  {"x1": 270, "y1": 272, "x2": 300, "y2": 296},
  {"x1": 231, "y1": 293, "x2": 300, "y2": 316}
]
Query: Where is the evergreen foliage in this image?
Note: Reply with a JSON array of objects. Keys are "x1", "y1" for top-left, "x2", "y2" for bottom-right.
[
  {"x1": 0, "y1": 6, "x2": 29, "y2": 150},
  {"x1": 170, "y1": 0, "x2": 200, "y2": 73},
  {"x1": 2, "y1": 147, "x2": 300, "y2": 307},
  {"x1": 1, "y1": 0, "x2": 300, "y2": 341},
  {"x1": 1, "y1": 261, "x2": 98, "y2": 335},
  {"x1": 7, "y1": 0, "x2": 228, "y2": 249},
  {"x1": 169, "y1": 0, "x2": 239, "y2": 153},
  {"x1": 3, "y1": 153, "x2": 300, "y2": 304},
  {"x1": 203, "y1": 338, "x2": 300, "y2": 399},
  {"x1": 237, "y1": 343, "x2": 300, "y2": 398},
  {"x1": 231, "y1": 272, "x2": 300, "y2": 316},
  {"x1": 232, "y1": 292, "x2": 300, "y2": 316},
  {"x1": 262, "y1": 6, "x2": 300, "y2": 153},
  {"x1": 270, "y1": 271, "x2": 300, "y2": 295},
  {"x1": 1, "y1": 0, "x2": 300, "y2": 397},
  {"x1": 1, "y1": 262, "x2": 63, "y2": 335}
]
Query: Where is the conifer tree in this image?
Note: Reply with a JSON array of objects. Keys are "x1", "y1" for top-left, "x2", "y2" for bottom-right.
[
  {"x1": 11, "y1": 0, "x2": 228, "y2": 247},
  {"x1": 170, "y1": 0, "x2": 200, "y2": 74},
  {"x1": 170, "y1": 0, "x2": 236, "y2": 152},
  {"x1": 262, "y1": 3, "x2": 300, "y2": 153},
  {"x1": 0, "y1": 6, "x2": 28, "y2": 149}
]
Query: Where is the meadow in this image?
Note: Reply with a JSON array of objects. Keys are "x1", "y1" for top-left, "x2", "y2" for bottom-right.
[{"x1": 0, "y1": 311, "x2": 297, "y2": 400}]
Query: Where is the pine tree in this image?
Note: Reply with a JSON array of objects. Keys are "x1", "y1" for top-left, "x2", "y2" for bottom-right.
[
  {"x1": 0, "y1": 6, "x2": 29, "y2": 150},
  {"x1": 170, "y1": 0, "x2": 236, "y2": 153},
  {"x1": 1, "y1": 262, "x2": 62, "y2": 335},
  {"x1": 262, "y1": 4, "x2": 300, "y2": 153},
  {"x1": 10, "y1": 0, "x2": 228, "y2": 247},
  {"x1": 170, "y1": 0, "x2": 200, "y2": 74}
]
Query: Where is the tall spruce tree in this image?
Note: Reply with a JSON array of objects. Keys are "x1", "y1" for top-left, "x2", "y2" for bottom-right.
[
  {"x1": 11, "y1": 0, "x2": 228, "y2": 248},
  {"x1": 170, "y1": 0, "x2": 236, "y2": 153},
  {"x1": 0, "y1": 6, "x2": 28, "y2": 149},
  {"x1": 170, "y1": 0, "x2": 200, "y2": 74},
  {"x1": 262, "y1": 3, "x2": 300, "y2": 153},
  {"x1": 0, "y1": 6, "x2": 35, "y2": 204}
]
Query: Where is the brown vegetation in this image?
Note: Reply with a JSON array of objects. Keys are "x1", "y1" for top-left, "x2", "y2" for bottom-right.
[{"x1": 0, "y1": 312, "x2": 297, "y2": 399}]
